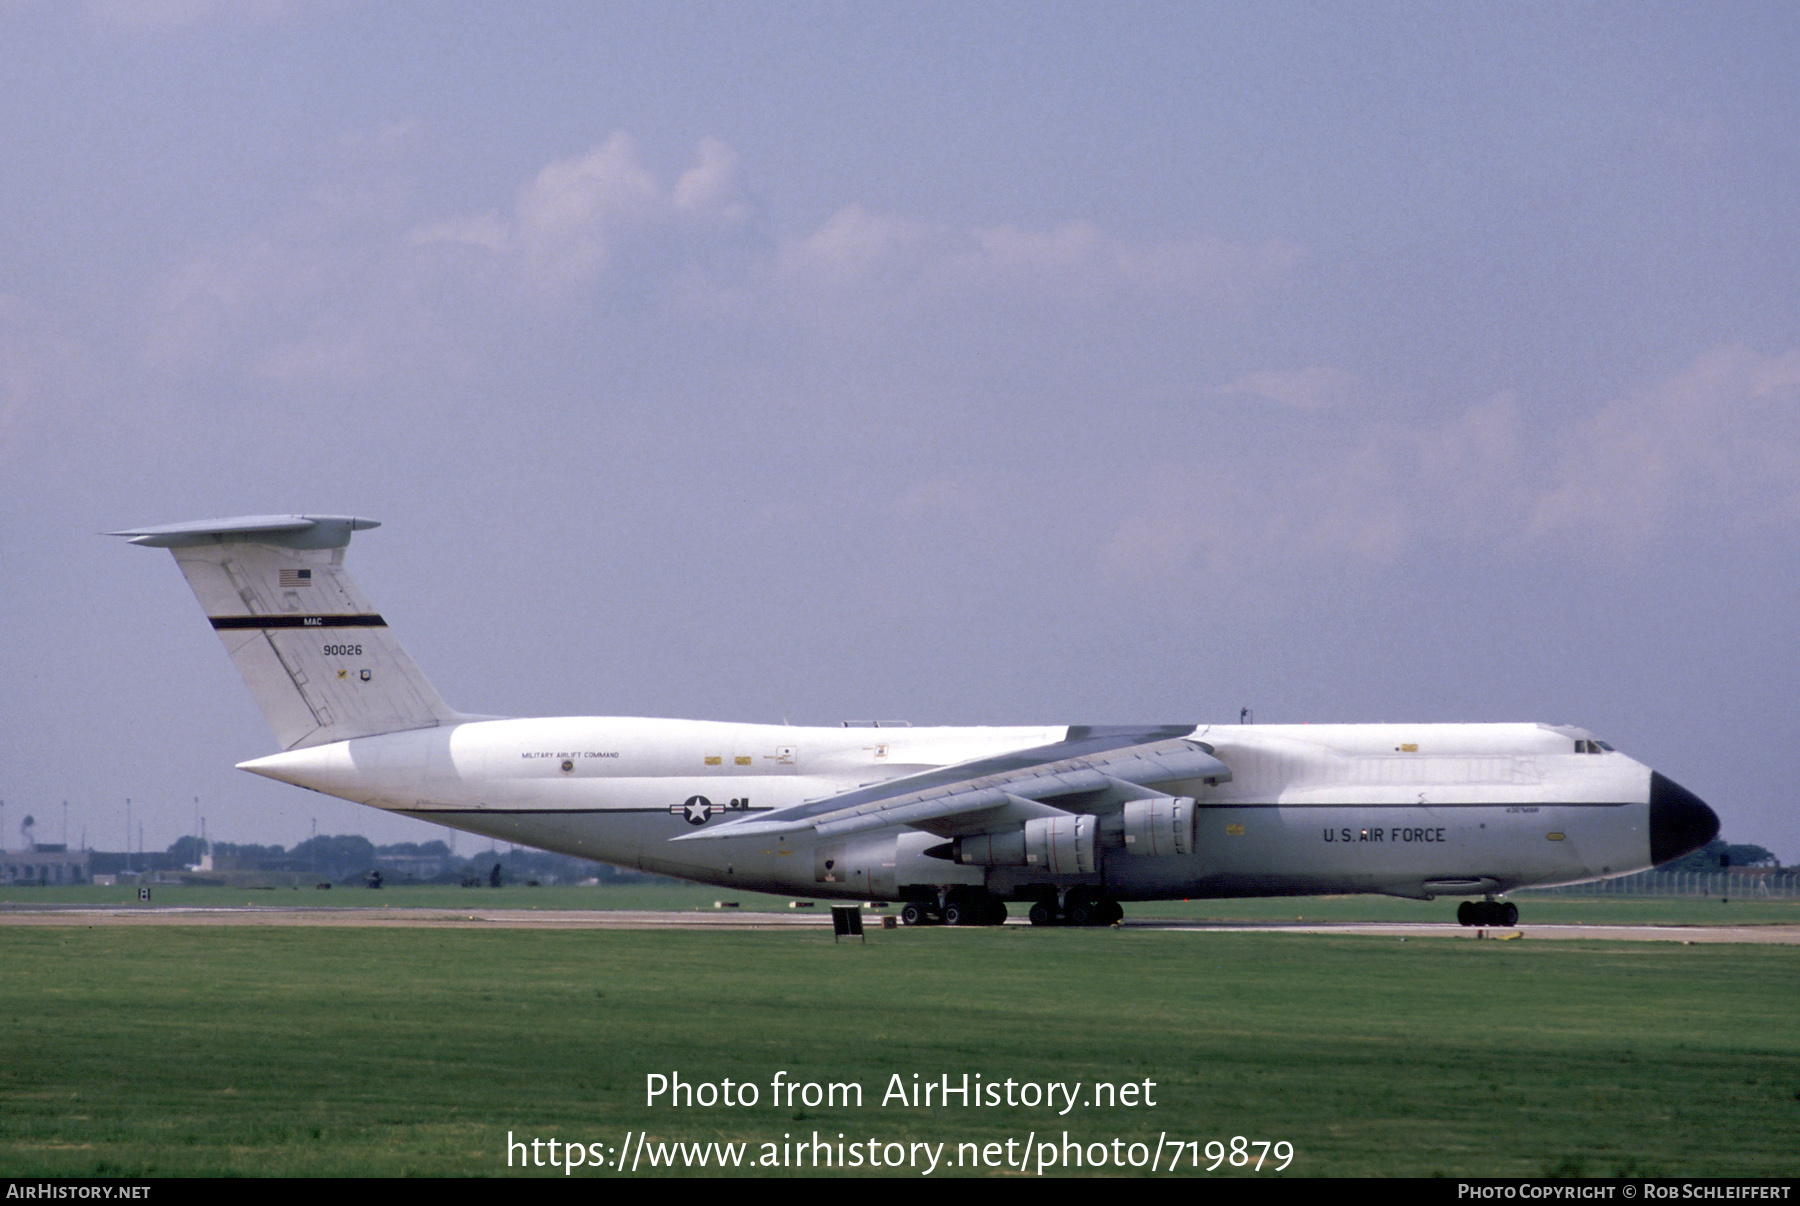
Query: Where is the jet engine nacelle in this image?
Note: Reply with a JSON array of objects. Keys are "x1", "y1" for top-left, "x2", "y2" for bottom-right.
[
  {"x1": 819, "y1": 830, "x2": 984, "y2": 897},
  {"x1": 954, "y1": 814, "x2": 1096, "y2": 874},
  {"x1": 955, "y1": 829, "x2": 1026, "y2": 866},
  {"x1": 1122, "y1": 795, "x2": 1195, "y2": 856},
  {"x1": 1027, "y1": 814, "x2": 1096, "y2": 874}
]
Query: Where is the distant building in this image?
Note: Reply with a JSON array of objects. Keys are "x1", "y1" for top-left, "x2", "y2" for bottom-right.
[
  {"x1": 1, "y1": 845, "x2": 92, "y2": 885},
  {"x1": 93, "y1": 850, "x2": 196, "y2": 875}
]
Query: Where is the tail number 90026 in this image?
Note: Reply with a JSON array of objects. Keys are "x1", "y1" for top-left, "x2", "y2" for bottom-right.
[{"x1": 322, "y1": 644, "x2": 363, "y2": 657}]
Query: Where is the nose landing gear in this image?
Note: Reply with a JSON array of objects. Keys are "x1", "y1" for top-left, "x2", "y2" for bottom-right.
[{"x1": 1457, "y1": 898, "x2": 1518, "y2": 927}]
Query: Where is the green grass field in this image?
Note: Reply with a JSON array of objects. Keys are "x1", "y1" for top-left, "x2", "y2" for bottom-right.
[
  {"x1": 5, "y1": 879, "x2": 1799, "y2": 927},
  {"x1": 1, "y1": 923, "x2": 1795, "y2": 1177}
]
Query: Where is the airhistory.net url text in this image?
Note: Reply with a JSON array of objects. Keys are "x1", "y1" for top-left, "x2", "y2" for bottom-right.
[{"x1": 507, "y1": 1129, "x2": 1294, "y2": 1175}]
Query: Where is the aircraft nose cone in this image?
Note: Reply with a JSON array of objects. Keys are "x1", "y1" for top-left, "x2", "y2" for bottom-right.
[{"x1": 1649, "y1": 771, "x2": 1720, "y2": 865}]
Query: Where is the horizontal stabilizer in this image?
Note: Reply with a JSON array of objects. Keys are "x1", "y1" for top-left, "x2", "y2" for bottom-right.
[{"x1": 111, "y1": 514, "x2": 380, "y2": 550}]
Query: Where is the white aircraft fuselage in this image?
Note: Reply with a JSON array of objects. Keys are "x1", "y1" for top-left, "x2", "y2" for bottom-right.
[
  {"x1": 114, "y1": 514, "x2": 1720, "y2": 926},
  {"x1": 239, "y1": 717, "x2": 1696, "y2": 903}
]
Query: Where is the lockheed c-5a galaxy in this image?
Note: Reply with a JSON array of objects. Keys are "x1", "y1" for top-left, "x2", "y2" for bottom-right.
[{"x1": 114, "y1": 514, "x2": 1720, "y2": 928}]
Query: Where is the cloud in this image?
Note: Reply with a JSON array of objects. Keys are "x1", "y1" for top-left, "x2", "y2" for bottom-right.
[
  {"x1": 1531, "y1": 343, "x2": 1800, "y2": 542},
  {"x1": 142, "y1": 130, "x2": 1303, "y2": 385},
  {"x1": 405, "y1": 132, "x2": 754, "y2": 304},
  {"x1": 510, "y1": 133, "x2": 663, "y2": 292},
  {"x1": 946, "y1": 222, "x2": 1302, "y2": 303},
  {"x1": 137, "y1": 215, "x2": 474, "y2": 392},
  {"x1": 672, "y1": 137, "x2": 751, "y2": 222},
  {"x1": 775, "y1": 208, "x2": 1301, "y2": 313},
  {"x1": 112, "y1": 130, "x2": 1800, "y2": 570},
  {"x1": 405, "y1": 212, "x2": 509, "y2": 255},
  {"x1": 1099, "y1": 386, "x2": 1526, "y2": 579},
  {"x1": 1097, "y1": 343, "x2": 1800, "y2": 587},
  {"x1": 131, "y1": 131, "x2": 766, "y2": 381},
  {"x1": 776, "y1": 204, "x2": 934, "y2": 292},
  {"x1": 1213, "y1": 366, "x2": 1361, "y2": 411},
  {"x1": 135, "y1": 132, "x2": 753, "y2": 381},
  {"x1": 1096, "y1": 442, "x2": 1430, "y2": 582}
]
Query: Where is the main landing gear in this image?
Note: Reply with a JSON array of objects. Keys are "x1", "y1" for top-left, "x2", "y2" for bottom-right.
[
  {"x1": 1027, "y1": 888, "x2": 1123, "y2": 927},
  {"x1": 899, "y1": 889, "x2": 1009, "y2": 927},
  {"x1": 897, "y1": 888, "x2": 1125, "y2": 927},
  {"x1": 1457, "y1": 899, "x2": 1518, "y2": 927}
]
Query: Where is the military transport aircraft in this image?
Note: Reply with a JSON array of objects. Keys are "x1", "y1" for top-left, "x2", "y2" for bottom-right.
[{"x1": 114, "y1": 514, "x2": 1719, "y2": 928}]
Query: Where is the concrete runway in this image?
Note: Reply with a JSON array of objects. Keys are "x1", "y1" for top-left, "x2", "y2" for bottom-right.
[
  {"x1": 2, "y1": 904, "x2": 1797, "y2": 943},
  {"x1": 1143, "y1": 920, "x2": 1800, "y2": 944}
]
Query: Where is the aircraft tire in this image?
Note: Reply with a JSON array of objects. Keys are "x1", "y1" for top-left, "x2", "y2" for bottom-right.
[
  {"x1": 943, "y1": 889, "x2": 986, "y2": 926},
  {"x1": 986, "y1": 900, "x2": 1009, "y2": 926},
  {"x1": 1103, "y1": 899, "x2": 1124, "y2": 925},
  {"x1": 1028, "y1": 901, "x2": 1059, "y2": 927},
  {"x1": 1457, "y1": 901, "x2": 1476, "y2": 926},
  {"x1": 900, "y1": 902, "x2": 929, "y2": 927},
  {"x1": 1501, "y1": 902, "x2": 1519, "y2": 926}
]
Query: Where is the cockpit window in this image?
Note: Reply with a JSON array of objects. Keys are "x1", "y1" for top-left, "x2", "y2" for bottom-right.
[{"x1": 1574, "y1": 739, "x2": 1614, "y2": 754}]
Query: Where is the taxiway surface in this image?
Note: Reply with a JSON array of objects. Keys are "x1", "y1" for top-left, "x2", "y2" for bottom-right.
[{"x1": 1, "y1": 905, "x2": 1795, "y2": 943}]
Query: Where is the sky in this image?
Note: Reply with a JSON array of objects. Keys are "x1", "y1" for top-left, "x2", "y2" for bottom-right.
[{"x1": 1, "y1": 2, "x2": 1797, "y2": 861}]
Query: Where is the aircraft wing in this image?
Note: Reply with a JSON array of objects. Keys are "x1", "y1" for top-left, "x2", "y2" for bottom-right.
[{"x1": 670, "y1": 724, "x2": 1230, "y2": 842}]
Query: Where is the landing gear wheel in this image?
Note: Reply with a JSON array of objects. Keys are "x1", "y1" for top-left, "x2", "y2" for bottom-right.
[
  {"x1": 943, "y1": 889, "x2": 991, "y2": 926},
  {"x1": 1063, "y1": 888, "x2": 1102, "y2": 927},
  {"x1": 1459, "y1": 900, "x2": 1517, "y2": 927},
  {"x1": 900, "y1": 902, "x2": 928, "y2": 927},
  {"x1": 1028, "y1": 901, "x2": 1059, "y2": 927},
  {"x1": 1067, "y1": 895, "x2": 1119, "y2": 926},
  {"x1": 985, "y1": 900, "x2": 1009, "y2": 926}
]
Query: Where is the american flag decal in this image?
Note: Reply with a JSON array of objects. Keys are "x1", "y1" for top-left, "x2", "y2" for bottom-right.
[{"x1": 279, "y1": 568, "x2": 313, "y2": 588}]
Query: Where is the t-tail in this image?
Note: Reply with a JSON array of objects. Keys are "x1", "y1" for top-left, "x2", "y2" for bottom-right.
[{"x1": 112, "y1": 514, "x2": 460, "y2": 750}]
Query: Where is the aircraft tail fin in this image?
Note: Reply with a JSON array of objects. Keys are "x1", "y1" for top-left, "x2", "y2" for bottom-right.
[{"x1": 113, "y1": 514, "x2": 460, "y2": 751}]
